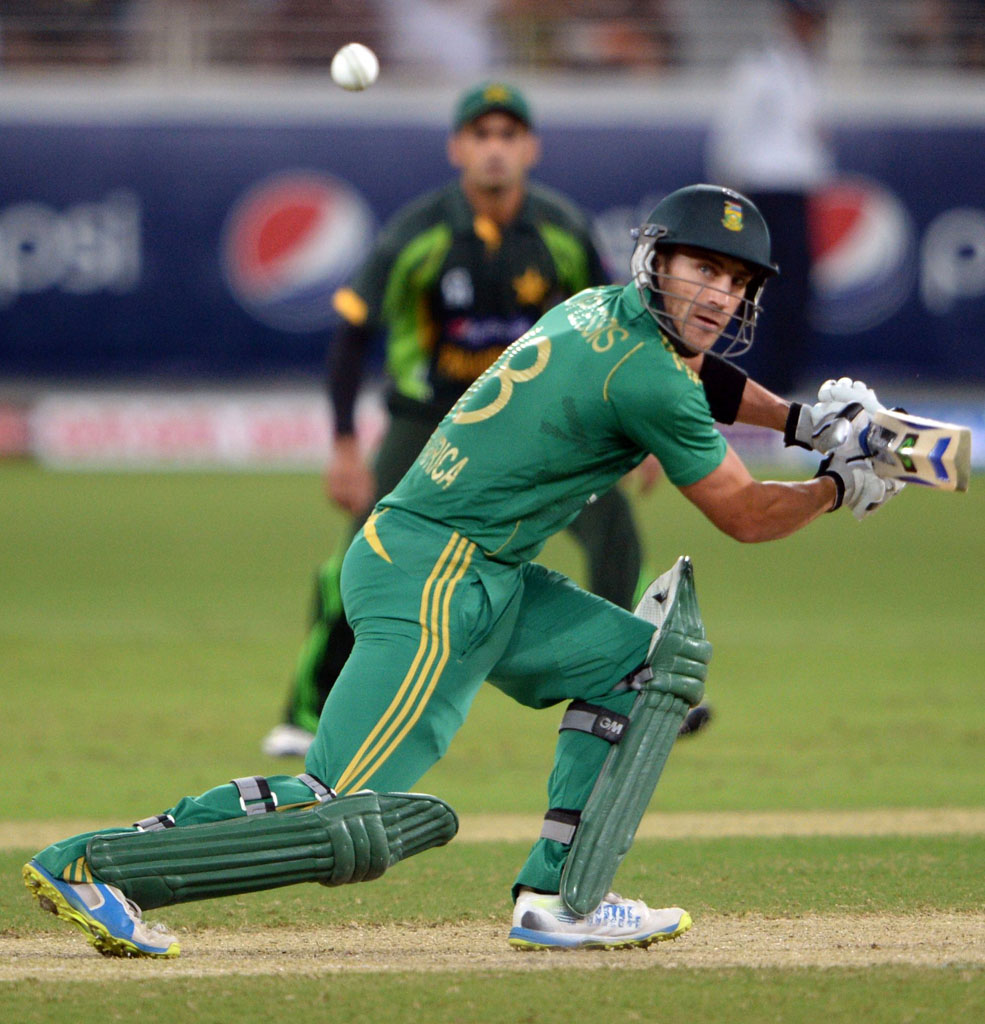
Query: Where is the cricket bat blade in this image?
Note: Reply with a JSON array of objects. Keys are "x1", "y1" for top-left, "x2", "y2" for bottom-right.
[{"x1": 864, "y1": 409, "x2": 971, "y2": 492}]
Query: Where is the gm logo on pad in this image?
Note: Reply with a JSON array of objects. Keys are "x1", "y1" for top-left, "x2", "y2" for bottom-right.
[{"x1": 222, "y1": 171, "x2": 375, "y2": 333}]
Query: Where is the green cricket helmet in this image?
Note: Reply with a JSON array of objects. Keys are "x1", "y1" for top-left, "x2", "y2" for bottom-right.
[{"x1": 630, "y1": 184, "x2": 779, "y2": 357}]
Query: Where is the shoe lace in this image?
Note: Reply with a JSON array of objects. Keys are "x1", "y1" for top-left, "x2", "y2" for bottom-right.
[{"x1": 123, "y1": 897, "x2": 172, "y2": 936}]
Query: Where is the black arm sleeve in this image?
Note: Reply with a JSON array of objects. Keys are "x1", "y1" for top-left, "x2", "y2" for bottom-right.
[
  {"x1": 327, "y1": 322, "x2": 371, "y2": 437},
  {"x1": 699, "y1": 351, "x2": 748, "y2": 424}
]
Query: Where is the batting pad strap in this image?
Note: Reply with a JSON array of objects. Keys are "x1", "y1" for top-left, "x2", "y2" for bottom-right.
[
  {"x1": 86, "y1": 791, "x2": 459, "y2": 910},
  {"x1": 296, "y1": 773, "x2": 336, "y2": 802},
  {"x1": 133, "y1": 814, "x2": 175, "y2": 833},
  {"x1": 559, "y1": 701, "x2": 629, "y2": 744},
  {"x1": 232, "y1": 776, "x2": 278, "y2": 816},
  {"x1": 540, "y1": 808, "x2": 581, "y2": 846}
]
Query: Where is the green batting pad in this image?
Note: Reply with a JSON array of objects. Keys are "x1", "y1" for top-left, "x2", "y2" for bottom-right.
[
  {"x1": 561, "y1": 557, "x2": 711, "y2": 916},
  {"x1": 86, "y1": 791, "x2": 457, "y2": 910}
]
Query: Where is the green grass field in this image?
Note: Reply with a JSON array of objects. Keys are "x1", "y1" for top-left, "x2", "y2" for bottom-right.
[{"x1": 1, "y1": 463, "x2": 983, "y2": 1022}]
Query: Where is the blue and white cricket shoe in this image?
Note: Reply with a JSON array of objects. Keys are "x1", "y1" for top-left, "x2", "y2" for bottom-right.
[
  {"x1": 509, "y1": 890, "x2": 691, "y2": 950},
  {"x1": 23, "y1": 859, "x2": 179, "y2": 958}
]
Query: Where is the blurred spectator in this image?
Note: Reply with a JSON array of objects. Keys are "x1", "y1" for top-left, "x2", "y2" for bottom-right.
[
  {"x1": 504, "y1": 0, "x2": 671, "y2": 71},
  {"x1": 0, "y1": 0, "x2": 132, "y2": 67},
  {"x1": 0, "y1": 0, "x2": 981, "y2": 73},
  {"x1": 207, "y1": 0, "x2": 383, "y2": 70},
  {"x1": 889, "y1": 0, "x2": 985, "y2": 70},
  {"x1": 704, "y1": 0, "x2": 834, "y2": 394},
  {"x1": 376, "y1": 0, "x2": 503, "y2": 79}
]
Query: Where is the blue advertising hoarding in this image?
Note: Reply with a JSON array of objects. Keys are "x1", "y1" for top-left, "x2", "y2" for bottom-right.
[{"x1": 0, "y1": 113, "x2": 983, "y2": 387}]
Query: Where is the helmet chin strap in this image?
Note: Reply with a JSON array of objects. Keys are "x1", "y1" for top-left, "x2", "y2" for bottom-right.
[{"x1": 630, "y1": 236, "x2": 763, "y2": 360}]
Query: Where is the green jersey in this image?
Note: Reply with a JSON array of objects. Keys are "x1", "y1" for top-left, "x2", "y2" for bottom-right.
[{"x1": 382, "y1": 284, "x2": 727, "y2": 563}]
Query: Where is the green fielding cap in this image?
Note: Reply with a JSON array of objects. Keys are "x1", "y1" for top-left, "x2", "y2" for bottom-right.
[{"x1": 452, "y1": 81, "x2": 533, "y2": 130}]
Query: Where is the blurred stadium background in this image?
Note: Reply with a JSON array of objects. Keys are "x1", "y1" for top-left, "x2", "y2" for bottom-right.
[{"x1": 0, "y1": 0, "x2": 983, "y2": 469}]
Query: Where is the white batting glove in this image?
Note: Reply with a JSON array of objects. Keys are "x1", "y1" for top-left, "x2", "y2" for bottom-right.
[
  {"x1": 786, "y1": 398, "x2": 870, "y2": 454},
  {"x1": 816, "y1": 450, "x2": 905, "y2": 521},
  {"x1": 785, "y1": 378, "x2": 884, "y2": 455},
  {"x1": 817, "y1": 377, "x2": 884, "y2": 415},
  {"x1": 785, "y1": 401, "x2": 851, "y2": 452}
]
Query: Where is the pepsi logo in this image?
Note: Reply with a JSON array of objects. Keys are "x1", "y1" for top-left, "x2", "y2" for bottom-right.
[
  {"x1": 222, "y1": 171, "x2": 374, "y2": 333},
  {"x1": 809, "y1": 175, "x2": 917, "y2": 334}
]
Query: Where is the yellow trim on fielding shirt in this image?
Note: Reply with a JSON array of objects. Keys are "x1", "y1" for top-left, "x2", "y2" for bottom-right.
[
  {"x1": 473, "y1": 215, "x2": 502, "y2": 252},
  {"x1": 332, "y1": 287, "x2": 369, "y2": 326}
]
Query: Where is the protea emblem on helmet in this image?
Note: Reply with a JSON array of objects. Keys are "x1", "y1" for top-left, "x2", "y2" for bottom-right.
[{"x1": 722, "y1": 200, "x2": 744, "y2": 232}]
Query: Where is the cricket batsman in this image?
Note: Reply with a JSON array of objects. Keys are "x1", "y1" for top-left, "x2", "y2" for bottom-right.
[
  {"x1": 24, "y1": 184, "x2": 902, "y2": 957},
  {"x1": 262, "y1": 80, "x2": 671, "y2": 761}
]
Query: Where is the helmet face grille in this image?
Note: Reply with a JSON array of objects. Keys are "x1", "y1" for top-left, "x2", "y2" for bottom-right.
[{"x1": 630, "y1": 234, "x2": 765, "y2": 358}]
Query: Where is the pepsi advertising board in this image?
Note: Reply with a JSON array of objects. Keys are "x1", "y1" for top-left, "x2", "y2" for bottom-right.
[{"x1": 0, "y1": 115, "x2": 983, "y2": 387}]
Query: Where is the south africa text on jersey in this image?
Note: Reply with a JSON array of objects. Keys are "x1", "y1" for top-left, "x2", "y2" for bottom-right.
[
  {"x1": 416, "y1": 430, "x2": 469, "y2": 489},
  {"x1": 565, "y1": 290, "x2": 628, "y2": 352}
]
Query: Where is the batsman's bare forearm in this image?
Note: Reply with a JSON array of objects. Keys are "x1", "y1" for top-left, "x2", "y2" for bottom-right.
[
  {"x1": 680, "y1": 446, "x2": 836, "y2": 542},
  {"x1": 724, "y1": 476, "x2": 837, "y2": 541},
  {"x1": 733, "y1": 377, "x2": 790, "y2": 433}
]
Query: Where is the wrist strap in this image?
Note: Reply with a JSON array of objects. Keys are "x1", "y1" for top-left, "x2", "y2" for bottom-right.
[
  {"x1": 814, "y1": 463, "x2": 845, "y2": 511},
  {"x1": 784, "y1": 403, "x2": 810, "y2": 449}
]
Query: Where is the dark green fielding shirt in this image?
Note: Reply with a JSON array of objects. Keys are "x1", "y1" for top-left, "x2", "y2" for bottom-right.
[
  {"x1": 336, "y1": 180, "x2": 607, "y2": 416},
  {"x1": 382, "y1": 284, "x2": 728, "y2": 563}
]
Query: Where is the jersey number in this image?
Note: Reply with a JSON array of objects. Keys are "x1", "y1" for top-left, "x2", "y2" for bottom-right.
[{"x1": 452, "y1": 336, "x2": 551, "y2": 425}]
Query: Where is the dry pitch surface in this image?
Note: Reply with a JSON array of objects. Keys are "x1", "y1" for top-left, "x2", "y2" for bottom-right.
[
  {"x1": 5, "y1": 809, "x2": 984, "y2": 979},
  {"x1": 3, "y1": 913, "x2": 985, "y2": 979}
]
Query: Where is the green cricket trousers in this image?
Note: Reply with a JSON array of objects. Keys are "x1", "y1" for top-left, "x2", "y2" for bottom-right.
[
  {"x1": 305, "y1": 507, "x2": 653, "y2": 894},
  {"x1": 35, "y1": 507, "x2": 653, "y2": 899}
]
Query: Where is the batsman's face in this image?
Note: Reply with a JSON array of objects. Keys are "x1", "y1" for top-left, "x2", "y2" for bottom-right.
[
  {"x1": 448, "y1": 113, "x2": 540, "y2": 193},
  {"x1": 655, "y1": 248, "x2": 752, "y2": 352}
]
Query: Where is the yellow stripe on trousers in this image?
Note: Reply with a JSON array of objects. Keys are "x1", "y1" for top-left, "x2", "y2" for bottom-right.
[
  {"x1": 334, "y1": 530, "x2": 461, "y2": 791},
  {"x1": 344, "y1": 537, "x2": 476, "y2": 792},
  {"x1": 335, "y1": 531, "x2": 475, "y2": 794}
]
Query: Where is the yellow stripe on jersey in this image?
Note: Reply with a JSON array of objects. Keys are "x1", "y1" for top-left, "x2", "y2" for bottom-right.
[
  {"x1": 603, "y1": 342, "x2": 645, "y2": 402},
  {"x1": 334, "y1": 531, "x2": 470, "y2": 793},
  {"x1": 484, "y1": 519, "x2": 521, "y2": 558},
  {"x1": 363, "y1": 509, "x2": 392, "y2": 563}
]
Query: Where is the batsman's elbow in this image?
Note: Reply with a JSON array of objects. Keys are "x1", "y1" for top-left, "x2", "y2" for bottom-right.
[{"x1": 715, "y1": 514, "x2": 772, "y2": 544}]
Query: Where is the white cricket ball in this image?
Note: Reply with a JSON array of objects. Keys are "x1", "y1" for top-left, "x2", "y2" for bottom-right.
[{"x1": 331, "y1": 43, "x2": 379, "y2": 92}]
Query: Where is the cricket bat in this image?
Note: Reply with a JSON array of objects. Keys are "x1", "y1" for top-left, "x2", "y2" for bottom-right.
[{"x1": 863, "y1": 409, "x2": 972, "y2": 492}]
